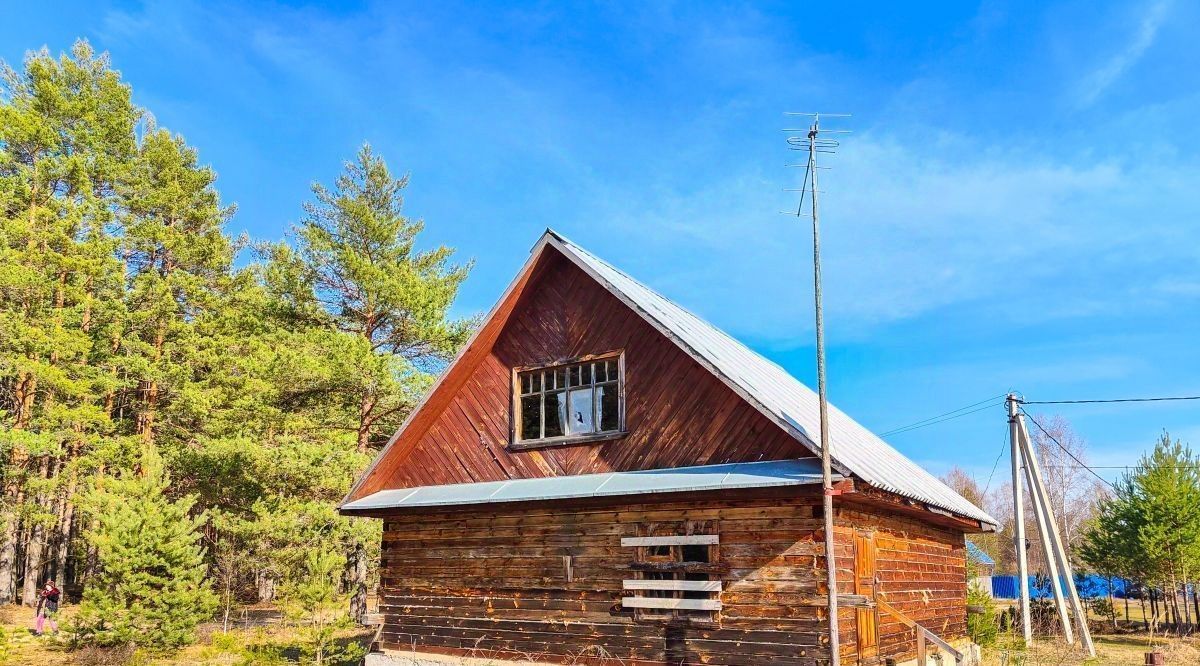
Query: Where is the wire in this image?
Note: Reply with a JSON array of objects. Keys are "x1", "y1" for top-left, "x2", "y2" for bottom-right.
[
  {"x1": 1019, "y1": 407, "x2": 1116, "y2": 490},
  {"x1": 879, "y1": 402, "x2": 1001, "y2": 437},
  {"x1": 1043, "y1": 465, "x2": 1200, "y2": 470},
  {"x1": 1018, "y1": 395, "x2": 1200, "y2": 405},
  {"x1": 981, "y1": 427, "x2": 1008, "y2": 497},
  {"x1": 879, "y1": 395, "x2": 1006, "y2": 437}
]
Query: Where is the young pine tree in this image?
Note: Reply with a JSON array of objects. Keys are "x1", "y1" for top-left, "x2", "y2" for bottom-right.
[{"x1": 75, "y1": 447, "x2": 217, "y2": 648}]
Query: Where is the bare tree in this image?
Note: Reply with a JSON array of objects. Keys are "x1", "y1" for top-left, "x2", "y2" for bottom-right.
[
  {"x1": 1027, "y1": 414, "x2": 1102, "y2": 556},
  {"x1": 942, "y1": 467, "x2": 1004, "y2": 568},
  {"x1": 977, "y1": 415, "x2": 1104, "y2": 575}
]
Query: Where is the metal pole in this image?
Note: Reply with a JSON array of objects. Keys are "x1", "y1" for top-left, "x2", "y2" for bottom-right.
[
  {"x1": 811, "y1": 116, "x2": 841, "y2": 666},
  {"x1": 1023, "y1": 453, "x2": 1074, "y2": 643},
  {"x1": 1016, "y1": 412, "x2": 1096, "y2": 657},
  {"x1": 1007, "y1": 394, "x2": 1032, "y2": 645}
]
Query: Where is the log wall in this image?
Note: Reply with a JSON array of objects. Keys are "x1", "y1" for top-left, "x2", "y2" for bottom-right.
[
  {"x1": 833, "y1": 503, "x2": 969, "y2": 664},
  {"x1": 378, "y1": 495, "x2": 833, "y2": 666}
]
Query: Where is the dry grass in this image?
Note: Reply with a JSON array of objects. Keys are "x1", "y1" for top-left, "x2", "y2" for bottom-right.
[
  {"x1": 982, "y1": 633, "x2": 1200, "y2": 665},
  {"x1": 2, "y1": 603, "x2": 1198, "y2": 666},
  {"x1": 0, "y1": 604, "x2": 373, "y2": 665}
]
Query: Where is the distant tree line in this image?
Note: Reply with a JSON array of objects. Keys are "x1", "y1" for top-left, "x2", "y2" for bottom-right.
[{"x1": 0, "y1": 41, "x2": 472, "y2": 649}]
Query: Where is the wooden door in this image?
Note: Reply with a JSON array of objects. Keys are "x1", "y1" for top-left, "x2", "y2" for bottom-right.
[{"x1": 854, "y1": 531, "x2": 879, "y2": 661}]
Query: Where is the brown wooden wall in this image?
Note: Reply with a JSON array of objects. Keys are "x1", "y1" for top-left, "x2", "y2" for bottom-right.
[
  {"x1": 363, "y1": 249, "x2": 812, "y2": 495},
  {"x1": 833, "y1": 503, "x2": 968, "y2": 664},
  {"x1": 377, "y1": 495, "x2": 833, "y2": 666}
]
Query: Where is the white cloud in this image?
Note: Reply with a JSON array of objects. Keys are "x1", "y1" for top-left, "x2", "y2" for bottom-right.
[
  {"x1": 572, "y1": 129, "x2": 1200, "y2": 345},
  {"x1": 1075, "y1": 0, "x2": 1172, "y2": 107}
]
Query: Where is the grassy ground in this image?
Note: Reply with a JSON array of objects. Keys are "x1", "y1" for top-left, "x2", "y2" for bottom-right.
[
  {"x1": 2, "y1": 603, "x2": 1196, "y2": 665},
  {"x1": 0, "y1": 604, "x2": 374, "y2": 665},
  {"x1": 982, "y1": 633, "x2": 1199, "y2": 665}
]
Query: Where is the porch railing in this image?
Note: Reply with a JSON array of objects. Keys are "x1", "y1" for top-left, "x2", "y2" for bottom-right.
[{"x1": 875, "y1": 597, "x2": 965, "y2": 665}]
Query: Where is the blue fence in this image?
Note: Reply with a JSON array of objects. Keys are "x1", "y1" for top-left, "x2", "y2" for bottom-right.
[{"x1": 991, "y1": 575, "x2": 1129, "y2": 600}]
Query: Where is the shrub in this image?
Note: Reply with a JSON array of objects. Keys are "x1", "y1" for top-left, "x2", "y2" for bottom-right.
[{"x1": 966, "y1": 582, "x2": 999, "y2": 647}]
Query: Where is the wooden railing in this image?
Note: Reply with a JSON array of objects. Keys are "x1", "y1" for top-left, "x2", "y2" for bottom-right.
[{"x1": 875, "y1": 598, "x2": 965, "y2": 665}]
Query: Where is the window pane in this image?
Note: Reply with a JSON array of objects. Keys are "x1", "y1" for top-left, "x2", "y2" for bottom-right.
[
  {"x1": 595, "y1": 362, "x2": 607, "y2": 383},
  {"x1": 520, "y1": 395, "x2": 541, "y2": 439},
  {"x1": 598, "y1": 383, "x2": 619, "y2": 432},
  {"x1": 544, "y1": 391, "x2": 566, "y2": 438},
  {"x1": 555, "y1": 367, "x2": 568, "y2": 390},
  {"x1": 567, "y1": 387, "x2": 595, "y2": 434},
  {"x1": 520, "y1": 373, "x2": 531, "y2": 394}
]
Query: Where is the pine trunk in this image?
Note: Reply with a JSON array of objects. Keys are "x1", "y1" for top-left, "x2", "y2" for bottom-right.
[
  {"x1": 0, "y1": 506, "x2": 19, "y2": 603},
  {"x1": 1183, "y1": 577, "x2": 1193, "y2": 631},
  {"x1": 1193, "y1": 583, "x2": 1200, "y2": 633},
  {"x1": 137, "y1": 326, "x2": 165, "y2": 445},
  {"x1": 20, "y1": 457, "x2": 51, "y2": 606},
  {"x1": 52, "y1": 485, "x2": 75, "y2": 587},
  {"x1": 1107, "y1": 577, "x2": 1117, "y2": 630},
  {"x1": 256, "y1": 569, "x2": 276, "y2": 602},
  {"x1": 357, "y1": 392, "x2": 374, "y2": 454},
  {"x1": 349, "y1": 540, "x2": 368, "y2": 624}
]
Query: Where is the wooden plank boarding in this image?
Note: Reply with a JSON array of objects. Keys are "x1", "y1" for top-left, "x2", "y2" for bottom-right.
[
  {"x1": 621, "y1": 535, "x2": 719, "y2": 546},
  {"x1": 621, "y1": 597, "x2": 723, "y2": 611},
  {"x1": 623, "y1": 579, "x2": 722, "y2": 592}
]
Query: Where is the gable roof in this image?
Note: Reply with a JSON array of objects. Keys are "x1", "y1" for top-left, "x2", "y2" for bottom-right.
[{"x1": 342, "y1": 229, "x2": 997, "y2": 528}]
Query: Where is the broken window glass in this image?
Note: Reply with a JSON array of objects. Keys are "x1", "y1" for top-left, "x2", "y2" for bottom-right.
[
  {"x1": 568, "y1": 387, "x2": 594, "y2": 434},
  {"x1": 516, "y1": 356, "x2": 621, "y2": 443}
]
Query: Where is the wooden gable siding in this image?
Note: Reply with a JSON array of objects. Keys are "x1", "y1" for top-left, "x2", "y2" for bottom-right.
[
  {"x1": 366, "y1": 248, "x2": 811, "y2": 493},
  {"x1": 832, "y1": 505, "x2": 968, "y2": 663},
  {"x1": 377, "y1": 495, "x2": 832, "y2": 666}
]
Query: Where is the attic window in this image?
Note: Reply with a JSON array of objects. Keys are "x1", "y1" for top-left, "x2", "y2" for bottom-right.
[{"x1": 512, "y1": 353, "x2": 624, "y2": 448}]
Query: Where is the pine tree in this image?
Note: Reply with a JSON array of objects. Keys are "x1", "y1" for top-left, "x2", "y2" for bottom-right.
[
  {"x1": 287, "y1": 143, "x2": 473, "y2": 453},
  {"x1": 0, "y1": 39, "x2": 139, "y2": 604},
  {"x1": 74, "y1": 446, "x2": 217, "y2": 648},
  {"x1": 1082, "y1": 431, "x2": 1200, "y2": 633}
]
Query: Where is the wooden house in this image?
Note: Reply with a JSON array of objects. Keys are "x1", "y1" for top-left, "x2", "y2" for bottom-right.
[{"x1": 340, "y1": 230, "x2": 998, "y2": 666}]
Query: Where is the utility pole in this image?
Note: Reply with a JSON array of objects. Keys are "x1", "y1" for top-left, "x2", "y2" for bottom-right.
[
  {"x1": 1005, "y1": 394, "x2": 1097, "y2": 657},
  {"x1": 1016, "y1": 413, "x2": 1096, "y2": 656},
  {"x1": 1007, "y1": 394, "x2": 1033, "y2": 646}
]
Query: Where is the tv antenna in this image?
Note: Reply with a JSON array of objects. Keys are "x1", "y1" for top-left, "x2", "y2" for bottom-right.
[{"x1": 784, "y1": 112, "x2": 850, "y2": 666}]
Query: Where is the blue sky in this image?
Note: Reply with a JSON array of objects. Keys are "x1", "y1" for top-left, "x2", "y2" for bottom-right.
[{"x1": 5, "y1": 0, "x2": 1199, "y2": 487}]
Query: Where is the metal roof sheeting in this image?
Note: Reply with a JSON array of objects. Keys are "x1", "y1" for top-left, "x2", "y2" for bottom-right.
[
  {"x1": 967, "y1": 541, "x2": 995, "y2": 567},
  {"x1": 548, "y1": 231, "x2": 998, "y2": 528},
  {"x1": 341, "y1": 459, "x2": 830, "y2": 511}
]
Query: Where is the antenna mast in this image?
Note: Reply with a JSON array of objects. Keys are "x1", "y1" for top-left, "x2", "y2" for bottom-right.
[{"x1": 786, "y1": 111, "x2": 849, "y2": 666}]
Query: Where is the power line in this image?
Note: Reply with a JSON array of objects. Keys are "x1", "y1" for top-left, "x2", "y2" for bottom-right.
[
  {"x1": 981, "y1": 427, "x2": 1008, "y2": 497},
  {"x1": 1019, "y1": 407, "x2": 1115, "y2": 490},
  {"x1": 879, "y1": 394, "x2": 1006, "y2": 437},
  {"x1": 1043, "y1": 465, "x2": 1200, "y2": 470},
  {"x1": 1019, "y1": 395, "x2": 1200, "y2": 405}
]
